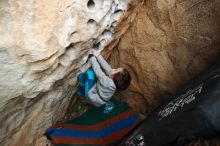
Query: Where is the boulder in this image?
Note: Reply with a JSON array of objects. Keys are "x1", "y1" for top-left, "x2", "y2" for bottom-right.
[{"x1": 0, "y1": 0, "x2": 141, "y2": 145}]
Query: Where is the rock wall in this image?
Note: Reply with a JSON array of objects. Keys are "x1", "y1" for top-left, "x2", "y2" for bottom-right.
[
  {"x1": 0, "y1": 0, "x2": 219, "y2": 145},
  {"x1": 106, "y1": 0, "x2": 220, "y2": 114},
  {"x1": 0, "y1": 0, "x2": 142, "y2": 145}
]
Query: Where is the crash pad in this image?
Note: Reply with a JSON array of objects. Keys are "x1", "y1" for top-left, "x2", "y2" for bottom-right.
[{"x1": 46, "y1": 98, "x2": 141, "y2": 146}]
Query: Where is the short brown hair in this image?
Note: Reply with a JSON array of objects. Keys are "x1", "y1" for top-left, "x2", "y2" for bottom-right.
[{"x1": 113, "y1": 69, "x2": 131, "y2": 91}]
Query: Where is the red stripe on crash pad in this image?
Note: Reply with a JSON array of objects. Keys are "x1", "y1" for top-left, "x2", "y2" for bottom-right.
[
  {"x1": 52, "y1": 137, "x2": 103, "y2": 145},
  {"x1": 53, "y1": 110, "x2": 136, "y2": 131}
]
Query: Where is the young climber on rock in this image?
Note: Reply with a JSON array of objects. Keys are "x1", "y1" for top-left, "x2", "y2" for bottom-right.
[{"x1": 76, "y1": 49, "x2": 131, "y2": 113}]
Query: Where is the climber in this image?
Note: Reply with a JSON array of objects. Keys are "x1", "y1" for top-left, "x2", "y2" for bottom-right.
[{"x1": 76, "y1": 49, "x2": 131, "y2": 113}]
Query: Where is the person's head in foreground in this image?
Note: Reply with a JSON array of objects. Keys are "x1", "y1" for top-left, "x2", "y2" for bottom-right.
[{"x1": 109, "y1": 68, "x2": 131, "y2": 92}]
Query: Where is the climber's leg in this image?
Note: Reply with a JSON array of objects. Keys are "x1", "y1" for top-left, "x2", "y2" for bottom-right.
[{"x1": 84, "y1": 69, "x2": 95, "y2": 101}]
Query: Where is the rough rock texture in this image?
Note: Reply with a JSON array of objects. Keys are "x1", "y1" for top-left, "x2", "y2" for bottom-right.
[
  {"x1": 0, "y1": 0, "x2": 220, "y2": 145},
  {"x1": 0, "y1": 0, "x2": 141, "y2": 145},
  {"x1": 106, "y1": 0, "x2": 220, "y2": 114}
]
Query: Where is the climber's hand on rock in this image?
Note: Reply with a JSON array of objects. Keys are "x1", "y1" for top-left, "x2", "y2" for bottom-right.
[
  {"x1": 92, "y1": 49, "x2": 101, "y2": 57},
  {"x1": 86, "y1": 54, "x2": 94, "y2": 63},
  {"x1": 88, "y1": 54, "x2": 94, "y2": 59}
]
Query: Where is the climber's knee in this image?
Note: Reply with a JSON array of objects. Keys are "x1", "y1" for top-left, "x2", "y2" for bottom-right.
[{"x1": 86, "y1": 69, "x2": 95, "y2": 80}]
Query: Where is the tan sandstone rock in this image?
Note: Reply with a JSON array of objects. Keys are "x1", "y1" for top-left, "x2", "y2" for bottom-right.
[
  {"x1": 0, "y1": 0, "x2": 141, "y2": 145},
  {"x1": 0, "y1": 0, "x2": 219, "y2": 145},
  {"x1": 107, "y1": 0, "x2": 220, "y2": 114}
]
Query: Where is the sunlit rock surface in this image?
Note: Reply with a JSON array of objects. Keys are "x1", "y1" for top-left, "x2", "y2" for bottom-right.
[
  {"x1": 107, "y1": 0, "x2": 220, "y2": 114},
  {"x1": 0, "y1": 0, "x2": 140, "y2": 145}
]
